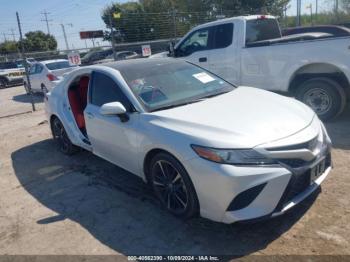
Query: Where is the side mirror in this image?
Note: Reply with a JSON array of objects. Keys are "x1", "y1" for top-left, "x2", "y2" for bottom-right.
[
  {"x1": 167, "y1": 42, "x2": 175, "y2": 57},
  {"x1": 99, "y1": 102, "x2": 129, "y2": 122}
]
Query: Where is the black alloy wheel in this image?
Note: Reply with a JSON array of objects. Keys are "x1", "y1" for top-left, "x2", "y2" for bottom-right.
[{"x1": 149, "y1": 153, "x2": 199, "y2": 218}]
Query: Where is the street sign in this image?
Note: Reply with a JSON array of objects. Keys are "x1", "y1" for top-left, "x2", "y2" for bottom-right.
[
  {"x1": 79, "y1": 30, "x2": 104, "y2": 39},
  {"x1": 67, "y1": 51, "x2": 81, "y2": 66},
  {"x1": 142, "y1": 45, "x2": 152, "y2": 57}
]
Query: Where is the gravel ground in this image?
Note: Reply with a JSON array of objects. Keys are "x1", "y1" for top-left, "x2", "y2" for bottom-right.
[{"x1": 0, "y1": 85, "x2": 349, "y2": 258}]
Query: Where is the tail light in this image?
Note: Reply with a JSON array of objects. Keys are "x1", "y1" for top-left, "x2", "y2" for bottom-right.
[{"x1": 47, "y1": 73, "x2": 58, "y2": 81}]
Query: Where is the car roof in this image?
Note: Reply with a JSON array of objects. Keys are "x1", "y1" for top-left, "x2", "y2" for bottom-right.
[{"x1": 192, "y1": 15, "x2": 276, "y2": 30}]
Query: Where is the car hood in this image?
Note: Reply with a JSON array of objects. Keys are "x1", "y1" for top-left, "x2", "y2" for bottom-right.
[{"x1": 148, "y1": 86, "x2": 316, "y2": 148}]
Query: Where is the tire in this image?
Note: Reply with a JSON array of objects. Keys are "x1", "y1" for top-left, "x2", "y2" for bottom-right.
[
  {"x1": 295, "y1": 77, "x2": 347, "y2": 121},
  {"x1": 41, "y1": 84, "x2": 48, "y2": 94},
  {"x1": 0, "y1": 78, "x2": 8, "y2": 89},
  {"x1": 51, "y1": 117, "x2": 79, "y2": 155},
  {"x1": 149, "y1": 152, "x2": 199, "y2": 219}
]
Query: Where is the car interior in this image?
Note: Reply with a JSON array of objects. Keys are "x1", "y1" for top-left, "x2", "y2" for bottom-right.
[{"x1": 68, "y1": 75, "x2": 90, "y2": 137}]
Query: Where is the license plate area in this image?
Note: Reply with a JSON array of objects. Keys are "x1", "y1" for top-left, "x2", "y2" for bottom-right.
[{"x1": 310, "y1": 158, "x2": 326, "y2": 184}]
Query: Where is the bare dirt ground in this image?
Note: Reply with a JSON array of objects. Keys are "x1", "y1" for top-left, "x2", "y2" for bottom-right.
[{"x1": 0, "y1": 85, "x2": 349, "y2": 257}]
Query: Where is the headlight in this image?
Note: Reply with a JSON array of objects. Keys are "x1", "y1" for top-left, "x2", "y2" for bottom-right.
[{"x1": 191, "y1": 145, "x2": 277, "y2": 166}]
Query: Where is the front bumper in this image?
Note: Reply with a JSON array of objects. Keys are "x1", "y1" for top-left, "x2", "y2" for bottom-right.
[{"x1": 184, "y1": 126, "x2": 332, "y2": 224}]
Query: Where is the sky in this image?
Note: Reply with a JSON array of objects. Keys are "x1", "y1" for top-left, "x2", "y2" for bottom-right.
[
  {"x1": 0, "y1": 0, "x2": 336, "y2": 50},
  {"x1": 0, "y1": 0, "x2": 124, "y2": 50}
]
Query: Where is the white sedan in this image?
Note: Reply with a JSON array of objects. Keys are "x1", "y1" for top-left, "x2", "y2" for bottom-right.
[
  {"x1": 45, "y1": 59, "x2": 332, "y2": 223},
  {"x1": 25, "y1": 59, "x2": 78, "y2": 93}
]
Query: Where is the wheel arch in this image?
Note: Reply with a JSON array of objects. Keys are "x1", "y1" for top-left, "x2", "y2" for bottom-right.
[
  {"x1": 143, "y1": 147, "x2": 200, "y2": 216},
  {"x1": 0, "y1": 75, "x2": 9, "y2": 86},
  {"x1": 288, "y1": 63, "x2": 350, "y2": 97},
  {"x1": 49, "y1": 114, "x2": 60, "y2": 137},
  {"x1": 143, "y1": 148, "x2": 174, "y2": 183}
]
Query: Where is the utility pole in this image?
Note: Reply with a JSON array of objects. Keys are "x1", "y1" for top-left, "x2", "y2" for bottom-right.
[
  {"x1": 60, "y1": 23, "x2": 70, "y2": 51},
  {"x1": 335, "y1": 0, "x2": 339, "y2": 22},
  {"x1": 3, "y1": 33, "x2": 7, "y2": 42},
  {"x1": 172, "y1": 9, "x2": 177, "y2": 40},
  {"x1": 41, "y1": 10, "x2": 52, "y2": 34},
  {"x1": 315, "y1": 0, "x2": 318, "y2": 20},
  {"x1": 109, "y1": 11, "x2": 117, "y2": 61},
  {"x1": 306, "y1": 4, "x2": 313, "y2": 25},
  {"x1": 296, "y1": 0, "x2": 301, "y2": 26},
  {"x1": 9, "y1": 28, "x2": 16, "y2": 41},
  {"x1": 16, "y1": 12, "x2": 36, "y2": 112}
]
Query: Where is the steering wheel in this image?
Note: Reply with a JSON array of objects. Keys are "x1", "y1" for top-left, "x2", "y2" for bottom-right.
[{"x1": 191, "y1": 41, "x2": 201, "y2": 49}]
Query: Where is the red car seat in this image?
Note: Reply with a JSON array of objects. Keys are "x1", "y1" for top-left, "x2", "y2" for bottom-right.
[{"x1": 68, "y1": 76, "x2": 89, "y2": 130}]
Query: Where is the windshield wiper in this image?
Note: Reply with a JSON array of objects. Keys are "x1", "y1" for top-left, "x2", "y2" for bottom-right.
[
  {"x1": 201, "y1": 89, "x2": 232, "y2": 99},
  {"x1": 152, "y1": 99, "x2": 204, "y2": 112}
]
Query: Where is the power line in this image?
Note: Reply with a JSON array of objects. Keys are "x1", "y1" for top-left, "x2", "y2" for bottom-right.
[{"x1": 41, "y1": 10, "x2": 53, "y2": 34}]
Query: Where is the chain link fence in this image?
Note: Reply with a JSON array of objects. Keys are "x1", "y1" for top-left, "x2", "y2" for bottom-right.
[{"x1": 2, "y1": 7, "x2": 350, "y2": 63}]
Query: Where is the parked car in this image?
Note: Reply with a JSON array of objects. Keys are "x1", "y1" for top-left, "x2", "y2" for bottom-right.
[
  {"x1": 157, "y1": 15, "x2": 350, "y2": 120},
  {"x1": 15, "y1": 58, "x2": 36, "y2": 68},
  {"x1": 45, "y1": 58, "x2": 332, "y2": 224},
  {"x1": 92, "y1": 51, "x2": 139, "y2": 64},
  {"x1": 0, "y1": 61, "x2": 25, "y2": 89},
  {"x1": 81, "y1": 49, "x2": 113, "y2": 65},
  {"x1": 24, "y1": 59, "x2": 78, "y2": 93}
]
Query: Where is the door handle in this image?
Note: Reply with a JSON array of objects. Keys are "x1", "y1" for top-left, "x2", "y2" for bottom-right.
[
  {"x1": 86, "y1": 112, "x2": 94, "y2": 119},
  {"x1": 199, "y1": 57, "x2": 207, "y2": 62}
]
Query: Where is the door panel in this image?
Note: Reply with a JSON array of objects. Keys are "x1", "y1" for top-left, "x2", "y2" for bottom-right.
[
  {"x1": 85, "y1": 104, "x2": 140, "y2": 174},
  {"x1": 29, "y1": 64, "x2": 40, "y2": 91},
  {"x1": 208, "y1": 23, "x2": 239, "y2": 85},
  {"x1": 85, "y1": 71, "x2": 141, "y2": 175}
]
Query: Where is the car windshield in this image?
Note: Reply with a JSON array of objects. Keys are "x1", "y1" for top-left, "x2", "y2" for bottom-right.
[
  {"x1": 46, "y1": 61, "x2": 75, "y2": 70},
  {"x1": 0, "y1": 62, "x2": 19, "y2": 70},
  {"x1": 119, "y1": 61, "x2": 235, "y2": 112}
]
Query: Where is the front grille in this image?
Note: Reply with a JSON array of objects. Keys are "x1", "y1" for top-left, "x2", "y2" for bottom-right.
[
  {"x1": 266, "y1": 136, "x2": 318, "y2": 152},
  {"x1": 278, "y1": 158, "x2": 308, "y2": 168},
  {"x1": 275, "y1": 152, "x2": 331, "y2": 212},
  {"x1": 278, "y1": 170, "x2": 311, "y2": 211}
]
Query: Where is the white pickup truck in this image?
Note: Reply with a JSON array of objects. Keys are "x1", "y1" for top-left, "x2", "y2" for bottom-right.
[{"x1": 156, "y1": 15, "x2": 350, "y2": 120}]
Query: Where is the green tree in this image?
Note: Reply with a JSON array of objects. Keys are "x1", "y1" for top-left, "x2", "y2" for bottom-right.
[
  {"x1": 18, "y1": 31, "x2": 57, "y2": 52},
  {"x1": 0, "y1": 41, "x2": 18, "y2": 54},
  {"x1": 101, "y1": 0, "x2": 291, "y2": 43}
]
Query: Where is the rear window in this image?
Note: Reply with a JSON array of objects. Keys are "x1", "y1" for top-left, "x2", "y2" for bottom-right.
[
  {"x1": 245, "y1": 18, "x2": 281, "y2": 44},
  {"x1": 46, "y1": 61, "x2": 74, "y2": 70}
]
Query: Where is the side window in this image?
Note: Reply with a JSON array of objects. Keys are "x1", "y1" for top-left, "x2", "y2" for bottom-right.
[
  {"x1": 35, "y1": 65, "x2": 43, "y2": 74},
  {"x1": 177, "y1": 27, "x2": 212, "y2": 57},
  {"x1": 213, "y1": 23, "x2": 233, "y2": 49},
  {"x1": 90, "y1": 71, "x2": 132, "y2": 110},
  {"x1": 29, "y1": 64, "x2": 37, "y2": 74}
]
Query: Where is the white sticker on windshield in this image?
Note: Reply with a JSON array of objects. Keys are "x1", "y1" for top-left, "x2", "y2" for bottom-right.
[{"x1": 193, "y1": 72, "x2": 215, "y2": 84}]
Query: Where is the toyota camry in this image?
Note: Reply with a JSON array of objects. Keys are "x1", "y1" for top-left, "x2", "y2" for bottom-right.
[{"x1": 45, "y1": 58, "x2": 332, "y2": 223}]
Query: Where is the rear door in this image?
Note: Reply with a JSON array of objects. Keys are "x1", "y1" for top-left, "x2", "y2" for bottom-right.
[
  {"x1": 241, "y1": 18, "x2": 283, "y2": 90},
  {"x1": 29, "y1": 64, "x2": 43, "y2": 91},
  {"x1": 84, "y1": 70, "x2": 140, "y2": 174},
  {"x1": 207, "y1": 23, "x2": 238, "y2": 84}
]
